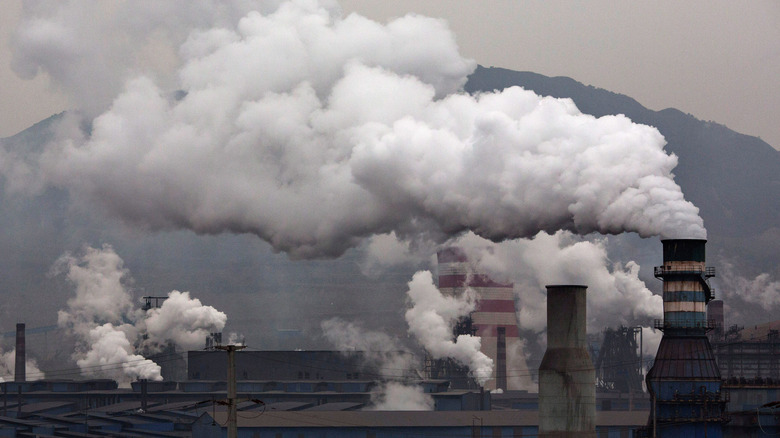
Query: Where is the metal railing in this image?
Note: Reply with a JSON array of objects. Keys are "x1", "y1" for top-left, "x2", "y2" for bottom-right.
[
  {"x1": 654, "y1": 319, "x2": 717, "y2": 331},
  {"x1": 654, "y1": 266, "x2": 716, "y2": 277}
]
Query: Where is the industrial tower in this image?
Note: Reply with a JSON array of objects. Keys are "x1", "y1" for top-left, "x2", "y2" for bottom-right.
[
  {"x1": 436, "y1": 248, "x2": 533, "y2": 391},
  {"x1": 644, "y1": 239, "x2": 728, "y2": 437}
]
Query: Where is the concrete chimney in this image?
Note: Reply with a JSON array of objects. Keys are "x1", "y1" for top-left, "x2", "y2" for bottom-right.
[
  {"x1": 539, "y1": 285, "x2": 596, "y2": 438},
  {"x1": 15, "y1": 323, "x2": 25, "y2": 382}
]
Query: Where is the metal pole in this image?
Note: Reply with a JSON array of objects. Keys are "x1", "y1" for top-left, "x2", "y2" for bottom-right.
[
  {"x1": 216, "y1": 345, "x2": 246, "y2": 438},
  {"x1": 653, "y1": 392, "x2": 657, "y2": 438}
]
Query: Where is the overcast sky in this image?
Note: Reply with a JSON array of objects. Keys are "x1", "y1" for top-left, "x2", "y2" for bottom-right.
[{"x1": 1, "y1": 0, "x2": 778, "y2": 150}]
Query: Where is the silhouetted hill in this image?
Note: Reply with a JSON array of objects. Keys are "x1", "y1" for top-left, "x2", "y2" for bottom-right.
[{"x1": 467, "y1": 66, "x2": 780, "y2": 270}]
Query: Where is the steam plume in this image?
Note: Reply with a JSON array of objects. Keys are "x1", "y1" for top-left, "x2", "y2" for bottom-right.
[
  {"x1": 321, "y1": 318, "x2": 432, "y2": 410},
  {"x1": 53, "y1": 244, "x2": 226, "y2": 385},
  {"x1": 0, "y1": 350, "x2": 44, "y2": 382},
  {"x1": 321, "y1": 318, "x2": 413, "y2": 379},
  {"x1": 404, "y1": 271, "x2": 493, "y2": 385},
  {"x1": 142, "y1": 290, "x2": 227, "y2": 351},
  {"x1": 453, "y1": 232, "x2": 662, "y2": 335},
  {"x1": 718, "y1": 261, "x2": 780, "y2": 309},
  {"x1": 4, "y1": 1, "x2": 705, "y2": 262},
  {"x1": 369, "y1": 382, "x2": 434, "y2": 411}
]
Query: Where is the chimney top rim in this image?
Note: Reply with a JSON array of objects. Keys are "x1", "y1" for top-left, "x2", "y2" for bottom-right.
[{"x1": 545, "y1": 284, "x2": 588, "y2": 289}]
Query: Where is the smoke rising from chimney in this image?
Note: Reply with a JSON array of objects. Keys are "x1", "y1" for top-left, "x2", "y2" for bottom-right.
[
  {"x1": 451, "y1": 231, "x2": 663, "y2": 352},
  {"x1": 52, "y1": 244, "x2": 226, "y2": 386},
  {"x1": 404, "y1": 271, "x2": 494, "y2": 385},
  {"x1": 0, "y1": 350, "x2": 44, "y2": 383},
  {"x1": 3, "y1": 1, "x2": 705, "y2": 262}
]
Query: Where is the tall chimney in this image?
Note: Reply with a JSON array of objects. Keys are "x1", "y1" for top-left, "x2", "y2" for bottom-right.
[
  {"x1": 645, "y1": 239, "x2": 727, "y2": 437},
  {"x1": 539, "y1": 285, "x2": 596, "y2": 438},
  {"x1": 15, "y1": 323, "x2": 25, "y2": 383},
  {"x1": 708, "y1": 299, "x2": 724, "y2": 342}
]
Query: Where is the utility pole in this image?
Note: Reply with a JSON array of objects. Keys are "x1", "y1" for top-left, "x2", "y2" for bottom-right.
[{"x1": 216, "y1": 344, "x2": 246, "y2": 438}]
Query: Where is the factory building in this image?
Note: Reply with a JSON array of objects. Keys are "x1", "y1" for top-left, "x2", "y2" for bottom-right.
[
  {"x1": 708, "y1": 310, "x2": 780, "y2": 381},
  {"x1": 3, "y1": 239, "x2": 778, "y2": 436},
  {"x1": 436, "y1": 247, "x2": 533, "y2": 391},
  {"x1": 187, "y1": 350, "x2": 391, "y2": 382}
]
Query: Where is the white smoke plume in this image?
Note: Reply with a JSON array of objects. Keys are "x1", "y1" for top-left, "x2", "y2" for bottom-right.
[
  {"x1": 718, "y1": 260, "x2": 780, "y2": 309},
  {"x1": 453, "y1": 231, "x2": 662, "y2": 336},
  {"x1": 405, "y1": 271, "x2": 494, "y2": 385},
  {"x1": 53, "y1": 244, "x2": 136, "y2": 331},
  {"x1": 321, "y1": 318, "x2": 415, "y2": 380},
  {"x1": 359, "y1": 232, "x2": 433, "y2": 277},
  {"x1": 4, "y1": 1, "x2": 705, "y2": 262},
  {"x1": 321, "y1": 318, "x2": 432, "y2": 410},
  {"x1": 226, "y1": 332, "x2": 246, "y2": 346},
  {"x1": 368, "y1": 382, "x2": 434, "y2": 411},
  {"x1": 52, "y1": 244, "x2": 226, "y2": 385},
  {"x1": 10, "y1": 1, "x2": 292, "y2": 119},
  {"x1": 51, "y1": 244, "x2": 157, "y2": 386},
  {"x1": 142, "y1": 290, "x2": 227, "y2": 351},
  {"x1": 0, "y1": 350, "x2": 45, "y2": 383},
  {"x1": 76, "y1": 323, "x2": 161, "y2": 384}
]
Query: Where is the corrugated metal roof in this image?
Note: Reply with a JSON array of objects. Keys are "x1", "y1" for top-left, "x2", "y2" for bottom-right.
[
  {"x1": 204, "y1": 410, "x2": 650, "y2": 428},
  {"x1": 304, "y1": 402, "x2": 364, "y2": 411},
  {"x1": 647, "y1": 336, "x2": 720, "y2": 380}
]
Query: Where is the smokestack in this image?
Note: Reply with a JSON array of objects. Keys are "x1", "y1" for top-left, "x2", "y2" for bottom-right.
[
  {"x1": 436, "y1": 247, "x2": 531, "y2": 391},
  {"x1": 645, "y1": 239, "x2": 727, "y2": 437},
  {"x1": 15, "y1": 323, "x2": 25, "y2": 383},
  {"x1": 539, "y1": 285, "x2": 596, "y2": 438},
  {"x1": 708, "y1": 299, "x2": 724, "y2": 342}
]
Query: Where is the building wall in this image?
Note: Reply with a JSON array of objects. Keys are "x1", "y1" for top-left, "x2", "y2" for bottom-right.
[{"x1": 187, "y1": 351, "x2": 390, "y2": 381}]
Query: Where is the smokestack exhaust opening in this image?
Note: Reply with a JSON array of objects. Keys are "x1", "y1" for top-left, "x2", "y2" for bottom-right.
[{"x1": 539, "y1": 285, "x2": 596, "y2": 438}]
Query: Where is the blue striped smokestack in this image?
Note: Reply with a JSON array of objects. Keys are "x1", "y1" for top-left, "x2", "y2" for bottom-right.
[
  {"x1": 655, "y1": 239, "x2": 713, "y2": 333},
  {"x1": 642, "y1": 239, "x2": 728, "y2": 438}
]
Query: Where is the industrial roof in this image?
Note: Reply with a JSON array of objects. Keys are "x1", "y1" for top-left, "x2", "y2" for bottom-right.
[{"x1": 203, "y1": 410, "x2": 651, "y2": 428}]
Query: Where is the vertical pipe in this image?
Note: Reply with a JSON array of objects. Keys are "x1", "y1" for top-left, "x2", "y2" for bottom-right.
[
  {"x1": 15, "y1": 323, "x2": 25, "y2": 383},
  {"x1": 140, "y1": 379, "x2": 148, "y2": 411},
  {"x1": 538, "y1": 285, "x2": 596, "y2": 438},
  {"x1": 227, "y1": 347, "x2": 237, "y2": 438},
  {"x1": 217, "y1": 344, "x2": 245, "y2": 438}
]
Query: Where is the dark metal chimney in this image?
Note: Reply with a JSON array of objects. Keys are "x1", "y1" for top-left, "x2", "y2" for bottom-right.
[
  {"x1": 539, "y1": 285, "x2": 596, "y2": 438},
  {"x1": 15, "y1": 323, "x2": 25, "y2": 383}
]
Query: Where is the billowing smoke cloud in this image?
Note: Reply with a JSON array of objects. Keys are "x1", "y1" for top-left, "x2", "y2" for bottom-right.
[
  {"x1": 10, "y1": 1, "x2": 292, "y2": 119},
  {"x1": 3, "y1": 1, "x2": 705, "y2": 263},
  {"x1": 369, "y1": 382, "x2": 434, "y2": 411},
  {"x1": 52, "y1": 244, "x2": 159, "y2": 385},
  {"x1": 359, "y1": 232, "x2": 433, "y2": 277},
  {"x1": 321, "y1": 318, "x2": 414, "y2": 379},
  {"x1": 405, "y1": 271, "x2": 493, "y2": 385},
  {"x1": 143, "y1": 290, "x2": 228, "y2": 351},
  {"x1": 321, "y1": 318, "x2": 432, "y2": 410},
  {"x1": 453, "y1": 231, "x2": 662, "y2": 336},
  {"x1": 53, "y1": 244, "x2": 226, "y2": 385},
  {"x1": 76, "y1": 323, "x2": 161, "y2": 383},
  {"x1": 0, "y1": 350, "x2": 45, "y2": 383},
  {"x1": 718, "y1": 261, "x2": 780, "y2": 310}
]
